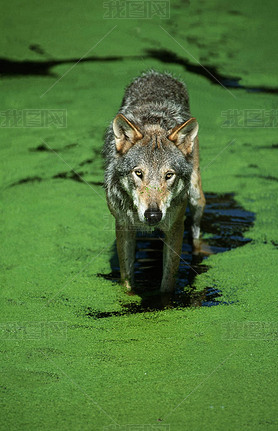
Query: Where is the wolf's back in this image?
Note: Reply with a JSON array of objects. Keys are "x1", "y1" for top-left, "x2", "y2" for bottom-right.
[
  {"x1": 121, "y1": 70, "x2": 190, "y2": 111},
  {"x1": 103, "y1": 70, "x2": 192, "y2": 164}
]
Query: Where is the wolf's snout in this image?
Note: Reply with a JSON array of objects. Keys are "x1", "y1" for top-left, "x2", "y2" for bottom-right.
[{"x1": 144, "y1": 208, "x2": 162, "y2": 225}]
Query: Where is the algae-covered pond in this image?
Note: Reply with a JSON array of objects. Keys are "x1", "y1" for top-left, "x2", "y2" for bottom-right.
[{"x1": 1, "y1": 1, "x2": 277, "y2": 430}]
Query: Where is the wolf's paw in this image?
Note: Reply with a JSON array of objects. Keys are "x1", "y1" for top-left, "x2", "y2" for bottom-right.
[
  {"x1": 122, "y1": 278, "x2": 134, "y2": 291},
  {"x1": 192, "y1": 238, "x2": 213, "y2": 256}
]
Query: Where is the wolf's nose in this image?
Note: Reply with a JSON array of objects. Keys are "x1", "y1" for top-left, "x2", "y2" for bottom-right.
[{"x1": 144, "y1": 208, "x2": 162, "y2": 225}]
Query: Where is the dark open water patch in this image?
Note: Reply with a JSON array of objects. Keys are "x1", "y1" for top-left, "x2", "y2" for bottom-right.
[
  {"x1": 1, "y1": 48, "x2": 278, "y2": 94},
  {"x1": 144, "y1": 49, "x2": 278, "y2": 94},
  {"x1": 236, "y1": 174, "x2": 278, "y2": 183},
  {"x1": 29, "y1": 143, "x2": 78, "y2": 152},
  {"x1": 9, "y1": 172, "x2": 103, "y2": 188},
  {"x1": 10, "y1": 176, "x2": 43, "y2": 186},
  {"x1": 0, "y1": 56, "x2": 123, "y2": 77},
  {"x1": 94, "y1": 193, "x2": 255, "y2": 317}
]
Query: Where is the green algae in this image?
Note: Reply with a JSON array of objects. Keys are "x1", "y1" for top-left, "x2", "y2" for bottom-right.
[{"x1": 1, "y1": 1, "x2": 278, "y2": 430}]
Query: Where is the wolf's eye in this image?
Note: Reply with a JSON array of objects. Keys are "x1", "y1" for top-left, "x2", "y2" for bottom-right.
[
  {"x1": 134, "y1": 169, "x2": 143, "y2": 178},
  {"x1": 165, "y1": 172, "x2": 175, "y2": 180}
]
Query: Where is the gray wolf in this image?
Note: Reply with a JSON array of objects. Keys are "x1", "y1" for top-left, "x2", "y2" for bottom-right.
[{"x1": 104, "y1": 70, "x2": 205, "y2": 292}]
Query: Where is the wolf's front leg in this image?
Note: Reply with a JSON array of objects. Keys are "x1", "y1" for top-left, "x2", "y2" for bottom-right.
[
  {"x1": 188, "y1": 172, "x2": 205, "y2": 252},
  {"x1": 160, "y1": 210, "x2": 185, "y2": 293},
  {"x1": 116, "y1": 222, "x2": 136, "y2": 291}
]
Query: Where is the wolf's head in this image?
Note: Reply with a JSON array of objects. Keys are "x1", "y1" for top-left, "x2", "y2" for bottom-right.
[{"x1": 112, "y1": 114, "x2": 199, "y2": 227}]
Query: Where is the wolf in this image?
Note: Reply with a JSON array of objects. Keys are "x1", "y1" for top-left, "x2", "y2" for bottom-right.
[{"x1": 103, "y1": 70, "x2": 205, "y2": 292}]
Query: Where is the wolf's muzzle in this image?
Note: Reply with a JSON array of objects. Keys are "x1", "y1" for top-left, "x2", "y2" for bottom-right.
[{"x1": 144, "y1": 208, "x2": 162, "y2": 226}]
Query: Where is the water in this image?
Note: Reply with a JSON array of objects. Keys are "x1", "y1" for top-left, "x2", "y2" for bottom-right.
[{"x1": 96, "y1": 192, "x2": 255, "y2": 315}]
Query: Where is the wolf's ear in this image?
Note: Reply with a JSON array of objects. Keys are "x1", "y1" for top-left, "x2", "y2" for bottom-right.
[
  {"x1": 113, "y1": 114, "x2": 143, "y2": 154},
  {"x1": 168, "y1": 118, "x2": 199, "y2": 155}
]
